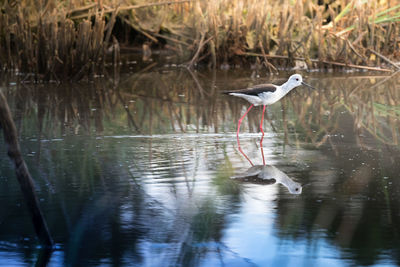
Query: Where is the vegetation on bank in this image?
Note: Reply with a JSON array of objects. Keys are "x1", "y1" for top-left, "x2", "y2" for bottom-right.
[{"x1": 1, "y1": 0, "x2": 400, "y2": 80}]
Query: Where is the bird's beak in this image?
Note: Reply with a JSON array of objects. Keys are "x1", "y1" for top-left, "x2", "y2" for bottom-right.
[{"x1": 301, "y1": 81, "x2": 316, "y2": 90}]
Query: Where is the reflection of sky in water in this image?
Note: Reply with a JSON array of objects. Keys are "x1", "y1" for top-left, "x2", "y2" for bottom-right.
[{"x1": 1, "y1": 71, "x2": 400, "y2": 266}]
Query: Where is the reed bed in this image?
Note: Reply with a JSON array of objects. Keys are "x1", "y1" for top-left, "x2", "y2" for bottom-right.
[
  {"x1": 0, "y1": 1, "x2": 118, "y2": 81},
  {"x1": 163, "y1": 0, "x2": 400, "y2": 71},
  {"x1": 1, "y1": 0, "x2": 400, "y2": 80}
]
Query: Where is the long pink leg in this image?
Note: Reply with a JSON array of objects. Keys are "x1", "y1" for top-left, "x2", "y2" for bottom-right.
[
  {"x1": 237, "y1": 104, "x2": 254, "y2": 166},
  {"x1": 260, "y1": 105, "x2": 266, "y2": 165}
]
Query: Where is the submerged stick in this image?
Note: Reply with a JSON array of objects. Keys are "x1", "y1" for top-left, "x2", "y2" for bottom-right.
[{"x1": 0, "y1": 91, "x2": 54, "y2": 248}]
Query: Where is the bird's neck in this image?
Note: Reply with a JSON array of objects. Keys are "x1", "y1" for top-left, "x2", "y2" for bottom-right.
[{"x1": 280, "y1": 81, "x2": 294, "y2": 93}]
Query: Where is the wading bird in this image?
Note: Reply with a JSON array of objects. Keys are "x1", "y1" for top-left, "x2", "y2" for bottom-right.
[{"x1": 225, "y1": 74, "x2": 315, "y2": 165}]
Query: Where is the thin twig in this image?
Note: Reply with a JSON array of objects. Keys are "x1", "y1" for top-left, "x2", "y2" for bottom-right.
[
  {"x1": 346, "y1": 39, "x2": 367, "y2": 61},
  {"x1": 116, "y1": 0, "x2": 195, "y2": 12},
  {"x1": 242, "y1": 52, "x2": 393, "y2": 72},
  {"x1": 258, "y1": 41, "x2": 278, "y2": 73},
  {"x1": 368, "y1": 48, "x2": 400, "y2": 71},
  {"x1": 69, "y1": 0, "x2": 196, "y2": 20},
  {"x1": 121, "y1": 17, "x2": 158, "y2": 43},
  {"x1": 152, "y1": 32, "x2": 191, "y2": 47},
  {"x1": 316, "y1": 59, "x2": 393, "y2": 72},
  {"x1": 187, "y1": 33, "x2": 213, "y2": 69},
  {"x1": 66, "y1": 3, "x2": 97, "y2": 15}
]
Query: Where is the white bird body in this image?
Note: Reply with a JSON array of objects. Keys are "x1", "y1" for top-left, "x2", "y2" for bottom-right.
[
  {"x1": 229, "y1": 89, "x2": 287, "y2": 106},
  {"x1": 226, "y1": 74, "x2": 314, "y2": 106}
]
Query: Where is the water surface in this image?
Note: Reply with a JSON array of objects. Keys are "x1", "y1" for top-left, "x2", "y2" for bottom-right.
[{"x1": 1, "y1": 68, "x2": 400, "y2": 266}]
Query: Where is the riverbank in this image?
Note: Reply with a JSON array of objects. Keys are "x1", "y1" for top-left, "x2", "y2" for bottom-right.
[{"x1": 1, "y1": 0, "x2": 399, "y2": 81}]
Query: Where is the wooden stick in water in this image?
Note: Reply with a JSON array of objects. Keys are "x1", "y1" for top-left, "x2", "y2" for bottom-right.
[{"x1": 0, "y1": 91, "x2": 54, "y2": 248}]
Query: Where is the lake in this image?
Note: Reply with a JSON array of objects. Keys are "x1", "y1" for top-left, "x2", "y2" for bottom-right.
[{"x1": 1, "y1": 66, "x2": 400, "y2": 266}]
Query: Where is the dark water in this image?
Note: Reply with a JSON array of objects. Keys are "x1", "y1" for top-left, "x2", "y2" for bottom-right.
[{"x1": 1, "y1": 67, "x2": 400, "y2": 266}]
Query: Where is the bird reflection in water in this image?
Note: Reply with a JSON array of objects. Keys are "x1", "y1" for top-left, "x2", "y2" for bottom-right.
[
  {"x1": 231, "y1": 141, "x2": 303, "y2": 194},
  {"x1": 231, "y1": 164, "x2": 302, "y2": 194}
]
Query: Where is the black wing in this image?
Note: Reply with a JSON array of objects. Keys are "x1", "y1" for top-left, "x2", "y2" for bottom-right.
[
  {"x1": 232, "y1": 176, "x2": 276, "y2": 185},
  {"x1": 223, "y1": 83, "x2": 277, "y2": 96}
]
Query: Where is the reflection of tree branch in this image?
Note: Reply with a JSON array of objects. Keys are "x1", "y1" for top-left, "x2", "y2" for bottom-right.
[
  {"x1": 186, "y1": 67, "x2": 206, "y2": 98},
  {"x1": 6, "y1": 70, "x2": 400, "y2": 148},
  {"x1": 264, "y1": 105, "x2": 277, "y2": 132},
  {"x1": 286, "y1": 73, "x2": 400, "y2": 147},
  {"x1": 116, "y1": 91, "x2": 141, "y2": 132},
  {"x1": 341, "y1": 94, "x2": 399, "y2": 146},
  {"x1": 167, "y1": 102, "x2": 177, "y2": 132},
  {"x1": 117, "y1": 62, "x2": 158, "y2": 88}
]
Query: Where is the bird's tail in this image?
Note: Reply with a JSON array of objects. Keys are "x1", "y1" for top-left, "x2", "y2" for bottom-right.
[{"x1": 221, "y1": 90, "x2": 234, "y2": 95}]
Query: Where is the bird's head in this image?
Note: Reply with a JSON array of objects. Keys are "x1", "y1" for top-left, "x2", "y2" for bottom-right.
[
  {"x1": 288, "y1": 182, "x2": 303, "y2": 194},
  {"x1": 288, "y1": 74, "x2": 316, "y2": 90},
  {"x1": 287, "y1": 74, "x2": 303, "y2": 87}
]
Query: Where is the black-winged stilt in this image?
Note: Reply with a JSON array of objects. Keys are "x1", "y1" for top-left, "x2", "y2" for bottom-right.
[
  {"x1": 231, "y1": 165, "x2": 302, "y2": 194},
  {"x1": 225, "y1": 74, "x2": 315, "y2": 165}
]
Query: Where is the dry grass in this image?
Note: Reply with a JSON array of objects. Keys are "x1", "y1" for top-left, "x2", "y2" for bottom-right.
[
  {"x1": 177, "y1": 0, "x2": 400, "y2": 70},
  {"x1": 0, "y1": 1, "x2": 118, "y2": 81},
  {"x1": 1, "y1": 0, "x2": 400, "y2": 80}
]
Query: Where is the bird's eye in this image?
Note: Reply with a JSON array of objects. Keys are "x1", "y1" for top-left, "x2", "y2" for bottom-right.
[{"x1": 295, "y1": 78, "x2": 299, "y2": 81}]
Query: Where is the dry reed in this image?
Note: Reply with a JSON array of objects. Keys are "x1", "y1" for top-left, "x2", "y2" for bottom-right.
[
  {"x1": 1, "y1": 0, "x2": 400, "y2": 80},
  {"x1": 0, "y1": 1, "x2": 118, "y2": 81}
]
